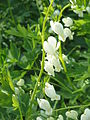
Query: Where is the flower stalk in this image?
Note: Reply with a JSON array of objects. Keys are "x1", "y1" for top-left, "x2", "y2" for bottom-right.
[
  {"x1": 54, "y1": 103, "x2": 90, "y2": 112},
  {"x1": 26, "y1": 0, "x2": 54, "y2": 118},
  {"x1": 7, "y1": 0, "x2": 16, "y2": 25},
  {"x1": 58, "y1": 3, "x2": 71, "y2": 22},
  {"x1": 59, "y1": 40, "x2": 75, "y2": 89},
  {"x1": 58, "y1": 4, "x2": 75, "y2": 89}
]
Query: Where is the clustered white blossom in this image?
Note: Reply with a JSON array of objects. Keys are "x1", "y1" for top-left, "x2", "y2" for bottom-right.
[
  {"x1": 37, "y1": 98, "x2": 53, "y2": 115},
  {"x1": 37, "y1": 82, "x2": 61, "y2": 119},
  {"x1": 69, "y1": 0, "x2": 90, "y2": 17},
  {"x1": 45, "y1": 82, "x2": 60, "y2": 101},
  {"x1": 37, "y1": 82, "x2": 60, "y2": 116},
  {"x1": 50, "y1": 19, "x2": 74, "y2": 42},
  {"x1": 43, "y1": 36, "x2": 61, "y2": 76},
  {"x1": 36, "y1": 108, "x2": 90, "y2": 120},
  {"x1": 44, "y1": 16, "x2": 73, "y2": 76}
]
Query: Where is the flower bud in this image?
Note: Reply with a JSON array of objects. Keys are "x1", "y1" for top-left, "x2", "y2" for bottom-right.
[{"x1": 17, "y1": 79, "x2": 24, "y2": 87}]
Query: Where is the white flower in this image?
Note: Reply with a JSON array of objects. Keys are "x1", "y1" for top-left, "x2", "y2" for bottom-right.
[
  {"x1": 46, "y1": 54, "x2": 61, "y2": 72},
  {"x1": 17, "y1": 79, "x2": 24, "y2": 87},
  {"x1": 44, "y1": 36, "x2": 61, "y2": 76},
  {"x1": 53, "y1": 9, "x2": 60, "y2": 16},
  {"x1": 86, "y1": 6, "x2": 90, "y2": 14},
  {"x1": 69, "y1": 0, "x2": 76, "y2": 4},
  {"x1": 62, "y1": 17, "x2": 73, "y2": 27},
  {"x1": 45, "y1": 82, "x2": 60, "y2": 101},
  {"x1": 63, "y1": 28, "x2": 74, "y2": 40},
  {"x1": 69, "y1": 0, "x2": 84, "y2": 17},
  {"x1": 39, "y1": 5, "x2": 43, "y2": 11},
  {"x1": 50, "y1": 21, "x2": 74, "y2": 42},
  {"x1": 70, "y1": 0, "x2": 84, "y2": 18},
  {"x1": 36, "y1": 117, "x2": 42, "y2": 120},
  {"x1": 43, "y1": 36, "x2": 60, "y2": 56},
  {"x1": 50, "y1": 56, "x2": 61, "y2": 72},
  {"x1": 57, "y1": 115, "x2": 63, "y2": 120},
  {"x1": 81, "y1": 108, "x2": 90, "y2": 120},
  {"x1": 44, "y1": 54, "x2": 61, "y2": 76},
  {"x1": 47, "y1": 117, "x2": 54, "y2": 120},
  {"x1": 62, "y1": 54, "x2": 69, "y2": 64},
  {"x1": 50, "y1": 21, "x2": 65, "y2": 42},
  {"x1": 73, "y1": 9, "x2": 83, "y2": 17},
  {"x1": 15, "y1": 87, "x2": 19, "y2": 94},
  {"x1": 66, "y1": 110, "x2": 78, "y2": 120},
  {"x1": 48, "y1": 27, "x2": 53, "y2": 33},
  {"x1": 44, "y1": 61, "x2": 55, "y2": 76},
  {"x1": 37, "y1": 98, "x2": 52, "y2": 115}
]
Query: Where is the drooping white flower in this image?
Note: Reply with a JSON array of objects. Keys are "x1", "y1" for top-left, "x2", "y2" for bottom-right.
[
  {"x1": 57, "y1": 115, "x2": 64, "y2": 120},
  {"x1": 45, "y1": 82, "x2": 60, "y2": 101},
  {"x1": 37, "y1": 98, "x2": 52, "y2": 115},
  {"x1": 36, "y1": 117, "x2": 42, "y2": 120},
  {"x1": 50, "y1": 21, "x2": 74, "y2": 42},
  {"x1": 17, "y1": 79, "x2": 24, "y2": 87},
  {"x1": 63, "y1": 28, "x2": 74, "y2": 40},
  {"x1": 44, "y1": 61, "x2": 55, "y2": 76},
  {"x1": 70, "y1": 0, "x2": 84, "y2": 18},
  {"x1": 48, "y1": 27, "x2": 53, "y2": 33},
  {"x1": 50, "y1": 56, "x2": 61, "y2": 72},
  {"x1": 66, "y1": 110, "x2": 78, "y2": 120},
  {"x1": 81, "y1": 108, "x2": 90, "y2": 120},
  {"x1": 62, "y1": 54, "x2": 69, "y2": 64},
  {"x1": 69, "y1": 0, "x2": 76, "y2": 4},
  {"x1": 73, "y1": 9, "x2": 83, "y2": 17},
  {"x1": 47, "y1": 117, "x2": 54, "y2": 120},
  {"x1": 53, "y1": 9, "x2": 60, "y2": 16},
  {"x1": 44, "y1": 54, "x2": 62, "y2": 76},
  {"x1": 50, "y1": 21, "x2": 65, "y2": 42},
  {"x1": 45, "y1": 54, "x2": 61, "y2": 72},
  {"x1": 43, "y1": 36, "x2": 60, "y2": 56},
  {"x1": 62, "y1": 17, "x2": 73, "y2": 27},
  {"x1": 43, "y1": 36, "x2": 61, "y2": 76},
  {"x1": 15, "y1": 87, "x2": 19, "y2": 94},
  {"x1": 86, "y1": 6, "x2": 90, "y2": 14}
]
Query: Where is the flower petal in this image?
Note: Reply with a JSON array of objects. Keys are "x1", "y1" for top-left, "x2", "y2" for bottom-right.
[
  {"x1": 48, "y1": 36, "x2": 56, "y2": 49},
  {"x1": 50, "y1": 21, "x2": 64, "y2": 36},
  {"x1": 62, "y1": 17, "x2": 73, "y2": 27},
  {"x1": 43, "y1": 41, "x2": 55, "y2": 55},
  {"x1": 44, "y1": 61, "x2": 54, "y2": 76}
]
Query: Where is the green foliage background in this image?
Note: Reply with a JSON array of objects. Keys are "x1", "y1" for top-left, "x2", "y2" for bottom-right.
[{"x1": 0, "y1": 0, "x2": 90, "y2": 119}]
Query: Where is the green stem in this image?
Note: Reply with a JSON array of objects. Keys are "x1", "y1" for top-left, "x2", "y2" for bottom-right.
[
  {"x1": 26, "y1": 0, "x2": 54, "y2": 118},
  {"x1": 84, "y1": 0, "x2": 86, "y2": 8},
  {"x1": 54, "y1": 103, "x2": 90, "y2": 111},
  {"x1": 59, "y1": 40, "x2": 75, "y2": 89},
  {"x1": 19, "y1": 107, "x2": 23, "y2": 120},
  {"x1": 58, "y1": 3, "x2": 71, "y2": 22},
  {"x1": 58, "y1": 4, "x2": 75, "y2": 89},
  {"x1": 67, "y1": 45, "x2": 80, "y2": 57},
  {"x1": 7, "y1": 0, "x2": 15, "y2": 25},
  {"x1": 32, "y1": 67, "x2": 72, "y2": 93}
]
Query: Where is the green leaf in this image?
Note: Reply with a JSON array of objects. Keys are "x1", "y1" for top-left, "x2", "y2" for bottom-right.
[
  {"x1": 0, "y1": 90, "x2": 12, "y2": 107},
  {"x1": 12, "y1": 94, "x2": 19, "y2": 110},
  {"x1": 10, "y1": 42, "x2": 20, "y2": 61},
  {"x1": 7, "y1": 70, "x2": 15, "y2": 92}
]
